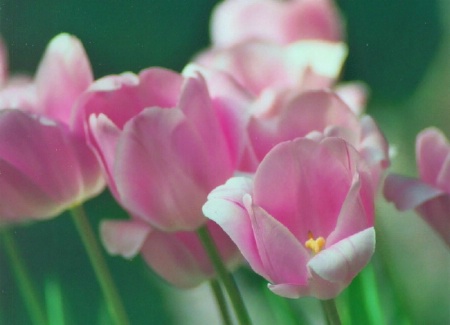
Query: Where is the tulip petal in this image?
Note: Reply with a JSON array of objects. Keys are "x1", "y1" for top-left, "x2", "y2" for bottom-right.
[
  {"x1": 0, "y1": 110, "x2": 103, "y2": 221},
  {"x1": 383, "y1": 174, "x2": 444, "y2": 211},
  {"x1": 416, "y1": 128, "x2": 450, "y2": 186},
  {"x1": 88, "y1": 113, "x2": 121, "y2": 196},
  {"x1": 100, "y1": 220, "x2": 151, "y2": 259},
  {"x1": 114, "y1": 108, "x2": 209, "y2": 231},
  {"x1": 210, "y1": 0, "x2": 342, "y2": 47},
  {"x1": 308, "y1": 227, "x2": 375, "y2": 284},
  {"x1": 247, "y1": 195, "x2": 310, "y2": 284},
  {"x1": 327, "y1": 175, "x2": 372, "y2": 246},
  {"x1": 35, "y1": 33, "x2": 93, "y2": 124},
  {"x1": 203, "y1": 177, "x2": 267, "y2": 277},
  {"x1": 253, "y1": 138, "x2": 357, "y2": 243}
]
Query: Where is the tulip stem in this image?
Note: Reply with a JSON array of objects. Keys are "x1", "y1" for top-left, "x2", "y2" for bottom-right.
[
  {"x1": 210, "y1": 279, "x2": 233, "y2": 325},
  {"x1": 70, "y1": 204, "x2": 130, "y2": 325},
  {"x1": 197, "y1": 226, "x2": 252, "y2": 325},
  {"x1": 321, "y1": 299, "x2": 342, "y2": 325},
  {"x1": 1, "y1": 229, "x2": 48, "y2": 325}
]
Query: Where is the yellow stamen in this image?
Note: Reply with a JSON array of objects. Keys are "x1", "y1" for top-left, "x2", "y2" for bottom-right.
[{"x1": 304, "y1": 231, "x2": 326, "y2": 254}]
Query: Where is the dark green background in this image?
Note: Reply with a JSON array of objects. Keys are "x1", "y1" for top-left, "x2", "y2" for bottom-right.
[{"x1": 0, "y1": 0, "x2": 444, "y2": 324}]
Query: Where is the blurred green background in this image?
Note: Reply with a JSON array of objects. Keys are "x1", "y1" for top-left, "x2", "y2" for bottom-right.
[{"x1": 1, "y1": 0, "x2": 449, "y2": 324}]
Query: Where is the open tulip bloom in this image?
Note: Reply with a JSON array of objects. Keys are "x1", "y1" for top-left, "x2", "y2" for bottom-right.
[
  {"x1": 203, "y1": 137, "x2": 376, "y2": 300},
  {"x1": 74, "y1": 68, "x2": 236, "y2": 232}
]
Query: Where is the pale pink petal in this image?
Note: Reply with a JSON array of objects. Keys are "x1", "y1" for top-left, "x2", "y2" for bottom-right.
[
  {"x1": 88, "y1": 113, "x2": 121, "y2": 196},
  {"x1": 203, "y1": 177, "x2": 267, "y2": 276},
  {"x1": 335, "y1": 82, "x2": 368, "y2": 115},
  {"x1": 308, "y1": 227, "x2": 375, "y2": 284},
  {"x1": 247, "y1": 195, "x2": 310, "y2": 284},
  {"x1": 358, "y1": 115, "x2": 390, "y2": 188},
  {"x1": 177, "y1": 75, "x2": 234, "y2": 182},
  {"x1": 248, "y1": 91, "x2": 360, "y2": 162},
  {"x1": 210, "y1": 0, "x2": 343, "y2": 47},
  {"x1": 383, "y1": 174, "x2": 443, "y2": 211},
  {"x1": 253, "y1": 138, "x2": 356, "y2": 242},
  {"x1": 35, "y1": 33, "x2": 93, "y2": 124},
  {"x1": 183, "y1": 64, "x2": 253, "y2": 168},
  {"x1": 100, "y1": 220, "x2": 151, "y2": 258},
  {"x1": 0, "y1": 110, "x2": 103, "y2": 222},
  {"x1": 140, "y1": 230, "x2": 208, "y2": 288},
  {"x1": 114, "y1": 108, "x2": 210, "y2": 231},
  {"x1": 416, "y1": 127, "x2": 450, "y2": 185},
  {"x1": 327, "y1": 175, "x2": 373, "y2": 246}
]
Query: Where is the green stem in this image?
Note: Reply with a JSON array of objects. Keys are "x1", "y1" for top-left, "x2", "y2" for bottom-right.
[
  {"x1": 69, "y1": 204, "x2": 129, "y2": 325},
  {"x1": 197, "y1": 226, "x2": 252, "y2": 325},
  {"x1": 1, "y1": 229, "x2": 48, "y2": 325},
  {"x1": 210, "y1": 279, "x2": 233, "y2": 325},
  {"x1": 321, "y1": 299, "x2": 342, "y2": 325}
]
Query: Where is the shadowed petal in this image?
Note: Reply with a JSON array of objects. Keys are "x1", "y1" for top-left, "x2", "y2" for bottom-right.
[{"x1": 100, "y1": 220, "x2": 151, "y2": 258}]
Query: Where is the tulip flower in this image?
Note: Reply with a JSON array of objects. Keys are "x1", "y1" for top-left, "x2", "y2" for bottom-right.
[
  {"x1": 0, "y1": 110, "x2": 103, "y2": 224},
  {"x1": 384, "y1": 127, "x2": 450, "y2": 247},
  {"x1": 203, "y1": 137, "x2": 376, "y2": 299},
  {"x1": 101, "y1": 218, "x2": 241, "y2": 288},
  {"x1": 210, "y1": 0, "x2": 343, "y2": 48},
  {"x1": 74, "y1": 68, "x2": 236, "y2": 232},
  {"x1": 0, "y1": 34, "x2": 104, "y2": 223}
]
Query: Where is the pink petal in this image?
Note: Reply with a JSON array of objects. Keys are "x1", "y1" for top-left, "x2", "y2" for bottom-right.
[
  {"x1": 140, "y1": 230, "x2": 208, "y2": 288},
  {"x1": 383, "y1": 174, "x2": 443, "y2": 211},
  {"x1": 114, "y1": 108, "x2": 210, "y2": 231},
  {"x1": 88, "y1": 113, "x2": 121, "y2": 197},
  {"x1": 203, "y1": 177, "x2": 267, "y2": 276},
  {"x1": 247, "y1": 195, "x2": 310, "y2": 285},
  {"x1": 0, "y1": 110, "x2": 103, "y2": 222},
  {"x1": 335, "y1": 82, "x2": 368, "y2": 115},
  {"x1": 416, "y1": 127, "x2": 450, "y2": 186},
  {"x1": 35, "y1": 33, "x2": 93, "y2": 124},
  {"x1": 177, "y1": 74, "x2": 234, "y2": 180},
  {"x1": 72, "y1": 68, "x2": 182, "y2": 134},
  {"x1": 210, "y1": 0, "x2": 343, "y2": 47},
  {"x1": 327, "y1": 174, "x2": 373, "y2": 246},
  {"x1": 253, "y1": 138, "x2": 357, "y2": 243},
  {"x1": 248, "y1": 90, "x2": 360, "y2": 162},
  {"x1": 100, "y1": 220, "x2": 151, "y2": 258},
  {"x1": 308, "y1": 227, "x2": 375, "y2": 285},
  {"x1": 415, "y1": 196, "x2": 450, "y2": 247}
]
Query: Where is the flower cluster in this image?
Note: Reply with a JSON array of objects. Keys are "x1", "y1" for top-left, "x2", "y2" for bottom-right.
[{"x1": 1, "y1": 0, "x2": 392, "y2": 303}]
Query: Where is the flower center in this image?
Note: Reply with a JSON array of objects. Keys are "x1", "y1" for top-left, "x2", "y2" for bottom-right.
[{"x1": 304, "y1": 231, "x2": 326, "y2": 254}]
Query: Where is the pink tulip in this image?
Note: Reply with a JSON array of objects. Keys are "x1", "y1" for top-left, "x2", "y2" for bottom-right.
[
  {"x1": 0, "y1": 110, "x2": 104, "y2": 223},
  {"x1": 384, "y1": 128, "x2": 450, "y2": 247},
  {"x1": 0, "y1": 34, "x2": 104, "y2": 223},
  {"x1": 203, "y1": 137, "x2": 376, "y2": 299},
  {"x1": 101, "y1": 219, "x2": 241, "y2": 288},
  {"x1": 74, "y1": 68, "x2": 236, "y2": 232},
  {"x1": 210, "y1": 0, "x2": 343, "y2": 48}
]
